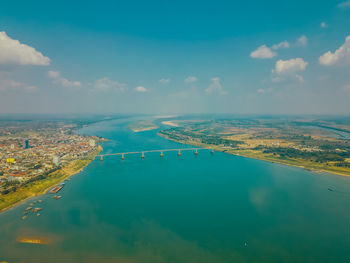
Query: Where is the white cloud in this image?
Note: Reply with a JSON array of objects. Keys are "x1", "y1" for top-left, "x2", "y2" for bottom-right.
[
  {"x1": 48, "y1": 71, "x2": 81, "y2": 88},
  {"x1": 184, "y1": 76, "x2": 197, "y2": 83},
  {"x1": 0, "y1": 72, "x2": 37, "y2": 92},
  {"x1": 296, "y1": 35, "x2": 308, "y2": 47},
  {"x1": 319, "y1": 36, "x2": 350, "y2": 66},
  {"x1": 257, "y1": 88, "x2": 265, "y2": 93},
  {"x1": 271, "y1": 41, "x2": 290, "y2": 50},
  {"x1": 338, "y1": 0, "x2": 350, "y2": 8},
  {"x1": 320, "y1": 22, "x2": 327, "y2": 28},
  {"x1": 271, "y1": 76, "x2": 284, "y2": 82},
  {"x1": 0, "y1": 31, "x2": 50, "y2": 66},
  {"x1": 94, "y1": 77, "x2": 125, "y2": 92},
  {"x1": 159, "y1": 78, "x2": 170, "y2": 84},
  {"x1": 250, "y1": 45, "x2": 276, "y2": 59},
  {"x1": 135, "y1": 86, "x2": 147, "y2": 92},
  {"x1": 275, "y1": 58, "x2": 308, "y2": 74},
  {"x1": 251, "y1": 40, "x2": 290, "y2": 59},
  {"x1": 205, "y1": 77, "x2": 227, "y2": 95}
]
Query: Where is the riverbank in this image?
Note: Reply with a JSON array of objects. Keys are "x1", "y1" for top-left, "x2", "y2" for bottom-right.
[
  {"x1": 161, "y1": 121, "x2": 179, "y2": 127},
  {"x1": 0, "y1": 146, "x2": 102, "y2": 213},
  {"x1": 128, "y1": 120, "x2": 158, "y2": 132},
  {"x1": 158, "y1": 133, "x2": 350, "y2": 178}
]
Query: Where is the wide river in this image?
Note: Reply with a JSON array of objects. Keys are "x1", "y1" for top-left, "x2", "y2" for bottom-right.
[{"x1": 1, "y1": 117, "x2": 350, "y2": 263}]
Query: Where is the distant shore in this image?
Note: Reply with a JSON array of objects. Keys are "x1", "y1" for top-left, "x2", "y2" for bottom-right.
[
  {"x1": 0, "y1": 146, "x2": 102, "y2": 213},
  {"x1": 161, "y1": 121, "x2": 179, "y2": 127},
  {"x1": 130, "y1": 126, "x2": 159, "y2": 132},
  {"x1": 158, "y1": 133, "x2": 350, "y2": 178}
]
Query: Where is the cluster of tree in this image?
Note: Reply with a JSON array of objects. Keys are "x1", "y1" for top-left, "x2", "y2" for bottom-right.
[
  {"x1": 258, "y1": 146, "x2": 345, "y2": 163},
  {"x1": 0, "y1": 167, "x2": 60, "y2": 195},
  {"x1": 160, "y1": 128, "x2": 242, "y2": 147}
]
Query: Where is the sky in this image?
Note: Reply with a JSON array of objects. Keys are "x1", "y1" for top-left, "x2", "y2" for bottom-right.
[{"x1": 0, "y1": 0, "x2": 350, "y2": 115}]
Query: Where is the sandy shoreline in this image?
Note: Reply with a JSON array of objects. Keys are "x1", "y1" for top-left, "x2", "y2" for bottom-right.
[
  {"x1": 158, "y1": 133, "x2": 350, "y2": 178},
  {"x1": 161, "y1": 121, "x2": 179, "y2": 127},
  {"x1": 130, "y1": 126, "x2": 158, "y2": 132},
  {"x1": 0, "y1": 146, "x2": 102, "y2": 214}
]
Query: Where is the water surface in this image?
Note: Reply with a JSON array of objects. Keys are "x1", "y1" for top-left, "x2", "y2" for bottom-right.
[{"x1": 1, "y1": 117, "x2": 350, "y2": 263}]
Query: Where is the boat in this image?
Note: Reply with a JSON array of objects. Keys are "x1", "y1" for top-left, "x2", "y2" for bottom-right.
[
  {"x1": 53, "y1": 195, "x2": 62, "y2": 200},
  {"x1": 49, "y1": 185, "x2": 63, "y2": 194},
  {"x1": 25, "y1": 206, "x2": 33, "y2": 211}
]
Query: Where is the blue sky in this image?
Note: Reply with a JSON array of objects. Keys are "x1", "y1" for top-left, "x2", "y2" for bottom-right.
[{"x1": 0, "y1": 0, "x2": 350, "y2": 114}]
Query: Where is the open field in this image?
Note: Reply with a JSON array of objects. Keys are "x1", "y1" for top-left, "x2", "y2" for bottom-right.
[{"x1": 158, "y1": 117, "x2": 350, "y2": 177}]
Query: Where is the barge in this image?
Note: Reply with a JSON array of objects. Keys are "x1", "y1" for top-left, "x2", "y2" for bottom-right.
[{"x1": 49, "y1": 185, "x2": 63, "y2": 194}]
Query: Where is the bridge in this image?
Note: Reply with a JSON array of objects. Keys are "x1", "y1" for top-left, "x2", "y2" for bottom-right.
[{"x1": 97, "y1": 148, "x2": 214, "y2": 161}]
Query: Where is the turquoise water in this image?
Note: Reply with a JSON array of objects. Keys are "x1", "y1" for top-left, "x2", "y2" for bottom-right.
[{"x1": 1, "y1": 117, "x2": 350, "y2": 263}]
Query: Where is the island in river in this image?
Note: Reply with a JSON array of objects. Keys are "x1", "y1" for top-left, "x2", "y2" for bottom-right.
[
  {"x1": 158, "y1": 116, "x2": 350, "y2": 177},
  {"x1": 128, "y1": 119, "x2": 159, "y2": 132}
]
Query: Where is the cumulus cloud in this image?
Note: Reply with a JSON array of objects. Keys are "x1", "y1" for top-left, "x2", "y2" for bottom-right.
[
  {"x1": 93, "y1": 77, "x2": 125, "y2": 92},
  {"x1": 0, "y1": 31, "x2": 50, "y2": 66},
  {"x1": 205, "y1": 77, "x2": 227, "y2": 95},
  {"x1": 184, "y1": 76, "x2": 197, "y2": 83},
  {"x1": 135, "y1": 86, "x2": 147, "y2": 92},
  {"x1": 338, "y1": 0, "x2": 350, "y2": 8},
  {"x1": 250, "y1": 45, "x2": 277, "y2": 59},
  {"x1": 271, "y1": 41, "x2": 290, "y2": 50},
  {"x1": 257, "y1": 88, "x2": 265, "y2": 93},
  {"x1": 275, "y1": 58, "x2": 308, "y2": 74},
  {"x1": 296, "y1": 35, "x2": 308, "y2": 47},
  {"x1": 250, "y1": 40, "x2": 290, "y2": 59},
  {"x1": 48, "y1": 71, "x2": 81, "y2": 88},
  {"x1": 319, "y1": 36, "x2": 350, "y2": 66},
  {"x1": 159, "y1": 78, "x2": 170, "y2": 84}
]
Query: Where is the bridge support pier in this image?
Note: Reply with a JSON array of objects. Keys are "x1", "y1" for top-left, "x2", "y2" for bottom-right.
[
  {"x1": 160, "y1": 151, "x2": 164, "y2": 157},
  {"x1": 194, "y1": 149, "x2": 198, "y2": 155},
  {"x1": 121, "y1": 153, "x2": 125, "y2": 160},
  {"x1": 177, "y1": 150, "x2": 181, "y2": 156},
  {"x1": 100, "y1": 156, "x2": 103, "y2": 161},
  {"x1": 211, "y1": 149, "x2": 214, "y2": 154},
  {"x1": 141, "y1": 152, "x2": 145, "y2": 159}
]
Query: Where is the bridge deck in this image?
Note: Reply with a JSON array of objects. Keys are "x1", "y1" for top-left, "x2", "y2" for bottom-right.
[{"x1": 97, "y1": 148, "x2": 211, "y2": 157}]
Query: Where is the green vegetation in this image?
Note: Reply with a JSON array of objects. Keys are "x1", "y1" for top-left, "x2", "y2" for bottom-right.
[{"x1": 159, "y1": 117, "x2": 350, "y2": 177}]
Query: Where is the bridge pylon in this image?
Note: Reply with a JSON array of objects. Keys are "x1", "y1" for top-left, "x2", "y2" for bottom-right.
[
  {"x1": 121, "y1": 153, "x2": 125, "y2": 160},
  {"x1": 160, "y1": 151, "x2": 164, "y2": 157},
  {"x1": 141, "y1": 152, "x2": 145, "y2": 159},
  {"x1": 177, "y1": 150, "x2": 181, "y2": 156},
  {"x1": 194, "y1": 149, "x2": 198, "y2": 155}
]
